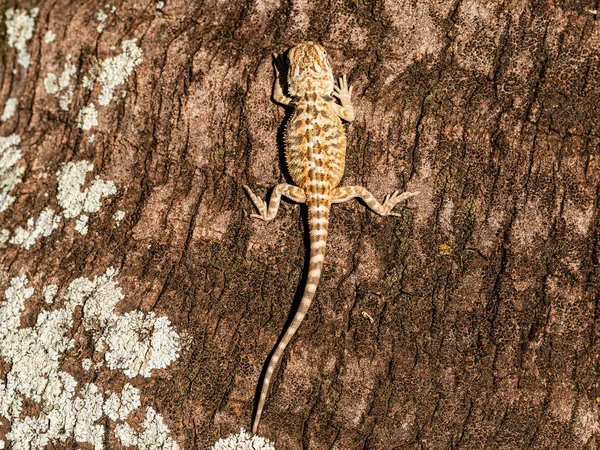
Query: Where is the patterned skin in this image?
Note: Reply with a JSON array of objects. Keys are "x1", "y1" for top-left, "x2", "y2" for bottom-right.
[{"x1": 244, "y1": 42, "x2": 419, "y2": 434}]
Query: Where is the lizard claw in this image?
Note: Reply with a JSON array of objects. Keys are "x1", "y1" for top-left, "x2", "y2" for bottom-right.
[
  {"x1": 272, "y1": 52, "x2": 286, "y2": 78},
  {"x1": 332, "y1": 74, "x2": 352, "y2": 105},
  {"x1": 243, "y1": 185, "x2": 269, "y2": 220},
  {"x1": 382, "y1": 190, "x2": 419, "y2": 216}
]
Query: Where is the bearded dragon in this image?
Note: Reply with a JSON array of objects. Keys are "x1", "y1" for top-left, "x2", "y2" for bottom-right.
[{"x1": 244, "y1": 41, "x2": 419, "y2": 433}]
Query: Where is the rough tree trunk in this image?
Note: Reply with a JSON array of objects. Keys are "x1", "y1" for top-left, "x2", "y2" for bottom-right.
[{"x1": 0, "y1": 0, "x2": 599, "y2": 449}]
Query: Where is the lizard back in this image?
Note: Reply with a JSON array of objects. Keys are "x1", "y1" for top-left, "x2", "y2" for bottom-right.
[{"x1": 285, "y1": 93, "x2": 347, "y2": 191}]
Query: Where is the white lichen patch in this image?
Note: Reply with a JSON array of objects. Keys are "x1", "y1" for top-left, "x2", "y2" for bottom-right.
[
  {"x1": 138, "y1": 407, "x2": 180, "y2": 450},
  {"x1": 0, "y1": 229, "x2": 9, "y2": 247},
  {"x1": 44, "y1": 55, "x2": 78, "y2": 110},
  {"x1": 43, "y1": 30, "x2": 56, "y2": 43},
  {"x1": 1, "y1": 98, "x2": 18, "y2": 122},
  {"x1": 9, "y1": 207, "x2": 61, "y2": 249},
  {"x1": 44, "y1": 73, "x2": 59, "y2": 94},
  {"x1": 4, "y1": 160, "x2": 115, "y2": 250},
  {"x1": 212, "y1": 428, "x2": 276, "y2": 450},
  {"x1": 103, "y1": 383, "x2": 140, "y2": 421},
  {"x1": 115, "y1": 422, "x2": 139, "y2": 446},
  {"x1": 58, "y1": 55, "x2": 77, "y2": 111},
  {"x1": 63, "y1": 268, "x2": 181, "y2": 377},
  {"x1": 4, "y1": 8, "x2": 38, "y2": 68},
  {"x1": 96, "y1": 4, "x2": 116, "y2": 33},
  {"x1": 88, "y1": 134, "x2": 96, "y2": 143},
  {"x1": 64, "y1": 267, "x2": 124, "y2": 329},
  {"x1": 82, "y1": 65, "x2": 100, "y2": 91},
  {"x1": 0, "y1": 134, "x2": 24, "y2": 213},
  {"x1": 96, "y1": 9, "x2": 108, "y2": 32},
  {"x1": 0, "y1": 268, "x2": 182, "y2": 449},
  {"x1": 77, "y1": 103, "x2": 99, "y2": 130},
  {"x1": 113, "y1": 209, "x2": 125, "y2": 226},
  {"x1": 114, "y1": 407, "x2": 180, "y2": 450},
  {"x1": 104, "y1": 311, "x2": 181, "y2": 378},
  {"x1": 74, "y1": 214, "x2": 89, "y2": 235},
  {"x1": 56, "y1": 160, "x2": 116, "y2": 219},
  {"x1": 42, "y1": 284, "x2": 58, "y2": 304},
  {"x1": 156, "y1": 1, "x2": 165, "y2": 10},
  {"x1": 76, "y1": 39, "x2": 142, "y2": 133},
  {"x1": 82, "y1": 358, "x2": 93, "y2": 371},
  {"x1": 97, "y1": 39, "x2": 143, "y2": 106}
]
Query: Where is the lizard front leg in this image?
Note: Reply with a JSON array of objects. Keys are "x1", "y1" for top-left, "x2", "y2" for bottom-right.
[
  {"x1": 332, "y1": 74, "x2": 354, "y2": 122},
  {"x1": 244, "y1": 183, "x2": 305, "y2": 221},
  {"x1": 332, "y1": 186, "x2": 419, "y2": 216},
  {"x1": 272, "y1": 53, "x2": 294, "y2": 106}
]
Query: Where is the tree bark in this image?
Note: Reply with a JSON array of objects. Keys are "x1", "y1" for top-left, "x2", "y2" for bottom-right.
[{"x1": 1, "y1": 0, "x2": 599, "y2": 449}]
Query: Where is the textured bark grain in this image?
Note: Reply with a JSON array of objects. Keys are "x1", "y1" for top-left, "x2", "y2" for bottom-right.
[{"x1": 1, "y1": 0, "x2": 599, "y2": 449}]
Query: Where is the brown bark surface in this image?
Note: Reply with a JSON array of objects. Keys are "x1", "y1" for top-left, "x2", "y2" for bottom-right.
[{"x1": 1, "y1": 0, "x2": 600, "y2": 449}]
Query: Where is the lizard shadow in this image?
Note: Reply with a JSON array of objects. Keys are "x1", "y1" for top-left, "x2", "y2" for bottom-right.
[{"x1": 251, "y1": 210, "x2": 312, "y2": 426}]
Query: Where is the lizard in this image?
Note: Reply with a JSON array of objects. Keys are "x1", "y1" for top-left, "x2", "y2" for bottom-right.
[{"x1": 243, "y1": 41, "x2": 419, "y2": 434}]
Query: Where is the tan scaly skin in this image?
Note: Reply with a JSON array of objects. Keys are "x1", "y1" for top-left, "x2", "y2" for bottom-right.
[{"x1": 244, "y1": 41, "x2": 419, "y2": 434}]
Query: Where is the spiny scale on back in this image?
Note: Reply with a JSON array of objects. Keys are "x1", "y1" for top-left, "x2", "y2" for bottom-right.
[{"x1": 243, "y1": 42, "x2": 419, "y2": 434}]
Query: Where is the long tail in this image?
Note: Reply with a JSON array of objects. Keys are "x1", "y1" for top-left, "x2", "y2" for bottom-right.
[{"x1": 252, "y1": 196, "x2": 330, "y2": 434}]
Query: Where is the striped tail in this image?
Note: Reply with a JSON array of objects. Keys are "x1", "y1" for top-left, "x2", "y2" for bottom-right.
[{"x1": 252, "y1": 196, "x2": 331, "y2": 434}]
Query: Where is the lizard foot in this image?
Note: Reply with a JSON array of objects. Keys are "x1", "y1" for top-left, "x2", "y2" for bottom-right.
[
  {"x1": 272, "y1": 52, "x2": 286, "y2": 79},
  {"x1": 333, "y1": 74, "x2": 353, "y2": 105},
  {"x1": 382, "y1": 190, "x2": 420, "y2": 217},
  {"x1": 243, "y1": 185, "x2": 271, "y2": 221}
]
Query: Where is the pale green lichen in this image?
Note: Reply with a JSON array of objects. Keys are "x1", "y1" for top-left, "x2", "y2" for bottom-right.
[
  {"x1": 77, "y1": 104, "x2": 99, "y2": 130},
  {"x1": 212, "y1": 428, "x2": 276, "y2": 450},
  {"x1": 138, "y1": 407, "x2": 180, "y2": 450},
  {"x1": 97, "y1": 39, "x2": 143, "y2": 106},
  {"x1": 44, "y1": 73, "x2": 59, "y2": 94},
  {"x1": 104, "y1": 311, "x2": 181, "y2": 378},
  {"x1": 81, "y1": 358, "x2": 93, "y2": 371},
  {"x1": 4, "y1": 8, "x2": 38, "y2": 68},
  {"x1": 74, "y1": 214, "x2": 89, "y2": 235},
  {"x1": 42, "y1": 284, "x2": 58, "y2": 304},
  {"x1": 0, "y1": 229, "x2": 9, "y2": 247},
  {"x1": 57, "y1": 55, "x2": 77, "y2": 111},
  {"x1": 1, "y1": 98, "x2": 18, "y2": 122},
  {"x1": 9, "y1": 207, "x2": 61, "y2": 249},
  {"x1": 0, "y1": 269, "x2": 182, "y2": 449},
  {"x1": 56, "y1": 160, "x2": 116, "y2": 219},
  {"x1": 43, "y1": 30, "x2": 55, "y2": 43},
  {"x1": 113, "y1": 209, "x2": 126, "y2": 226},
  {"x1": 115, "y1": 422, "x2": 138, "y2": 446},
  {"x1": 0, "y1": 134, "x2": 24, "y2": 213},
  {"x1": 96, "y1": 4, "x2": 115, "y2": 33},
  {"x1": 103, "y1": 383, "x2": 141, "y2": 421}
]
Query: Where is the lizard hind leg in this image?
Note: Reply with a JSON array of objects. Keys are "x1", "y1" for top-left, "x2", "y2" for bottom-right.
[
  {"x1": 331, "y1": 186, "x2": 419, "y2": 216},
  {"x1": 244, "y1": 183, "x2": 305, "y2": 221}
]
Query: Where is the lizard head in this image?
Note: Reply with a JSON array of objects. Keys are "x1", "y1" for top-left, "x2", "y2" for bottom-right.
[{"x1": 287, "y1": 41, "x2": 334, "y2": 97}]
